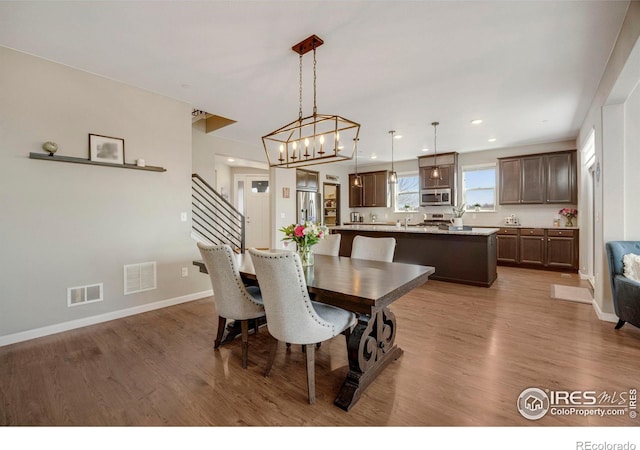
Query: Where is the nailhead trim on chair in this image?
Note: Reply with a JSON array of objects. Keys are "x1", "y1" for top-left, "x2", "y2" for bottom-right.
[{"x1": 200, "y1": 246, "x2": 262, "y2": 307}]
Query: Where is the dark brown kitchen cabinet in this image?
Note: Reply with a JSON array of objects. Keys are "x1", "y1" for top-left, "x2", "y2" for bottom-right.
[
  {"x1": 519, "y1": 228, "x2": 546, "y2": 266},
  {"x1": 420, "y1": 165, "x2": 452, "y2": 189},
  {"x1": 546, "y1": 152, "x2": 577, "y2": 203},
  {"x1": 520, "y1": 156, "x2": 545, "y2": 203},
  {"x1": 348, "y1": 170, "x2": 389, "y2": 207},
  {"x1": 296, "y1": 169, "x2": 319, "y2": 192},
  {"x1": 495, "y1": 227, "x2": 578, "y2": 271},
  {"x1": 496, "y1": 228, "x2": 519, "y2": 263},
  {"x1": 348, "y1": 174, "x2": 363, "y2": 207},
  {"x1": 498, "y1": 150, "x2": 576, "y2": 205},
  {"x1": 546, "y1": 229, "x2": 577, "y2": 268},
  {"x1": 498, "y1": 159, "x2": 521, "y2": 204}
]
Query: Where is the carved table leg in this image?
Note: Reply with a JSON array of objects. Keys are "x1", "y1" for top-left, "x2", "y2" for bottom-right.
[{"x1": 334, "y1": 306, "x2": 402, "y2": 411}]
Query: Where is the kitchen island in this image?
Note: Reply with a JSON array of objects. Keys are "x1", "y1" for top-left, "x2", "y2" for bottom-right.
[{"x1": 331, "y1": 225, "x2": 499, "y2": 287}]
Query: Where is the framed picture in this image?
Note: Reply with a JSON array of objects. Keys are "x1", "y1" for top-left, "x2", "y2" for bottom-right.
[{"x1": 89, "y1": 134, "x2": 125, "y2": 165}]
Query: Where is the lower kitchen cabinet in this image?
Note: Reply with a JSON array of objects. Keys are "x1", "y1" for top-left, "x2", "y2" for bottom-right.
[
  {"x1": 519, "y1": 228, "x2": 546, "y2": 266},
  {"x1": 496, "y1": 228, "x2": 518, "y2": 263},
  {"x1": 496, "y1": 227, "x2": 578, "y2": 271},
  {"x1": 546, "y1": 229, "x2": 576, "y2": 268}
]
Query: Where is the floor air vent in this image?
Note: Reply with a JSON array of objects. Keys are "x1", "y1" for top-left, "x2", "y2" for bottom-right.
[
  {"x1": 67, "y1": 283, "x2": 103, "y2": 307},
  {"x1": 124, "y1": 261, "x2": 157, "y2": 295}
]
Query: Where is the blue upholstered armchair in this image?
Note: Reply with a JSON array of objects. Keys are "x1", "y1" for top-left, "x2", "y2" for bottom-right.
[{"x1": 605, "y1": 241, "x2": 640, "y2": 330}]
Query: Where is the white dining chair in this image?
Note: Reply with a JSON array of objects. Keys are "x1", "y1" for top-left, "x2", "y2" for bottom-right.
[
  {"x1": 248, "y1": 248, "x2": 356, "y2": 404},
  {"x1": 312, "y1": 233, "x2": 341, "y2": 256},
  {"x1": 197, "y1": 242, "x2": 265, "y2": 369},
  {"x1": 350, "y1": 235, "x2": 396, "y2": 262}
]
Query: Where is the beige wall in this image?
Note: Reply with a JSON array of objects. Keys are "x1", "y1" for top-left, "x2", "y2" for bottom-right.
[{"x1": 0, "y1": 46, "x2": 211, "y2": 342}]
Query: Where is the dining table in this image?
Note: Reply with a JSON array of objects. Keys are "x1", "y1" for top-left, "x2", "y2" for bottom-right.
[{"x1": 194, "y1": 252, "x2": 434, "y2": 411}]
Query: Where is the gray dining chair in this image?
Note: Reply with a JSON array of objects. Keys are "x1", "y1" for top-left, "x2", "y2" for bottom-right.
[
  {"x1": 350, "y1": 235, "x2": 396, "y2": 262},
  {"x1": 605, "y1": 241, "x2": 640, "y2": 330},
  {"x1": 197, "y1": 242, "x2": 265, "y2": 368},
  {"x1": 312, "y1": 233, "x2": 341, "y2": 256},
  {"x1": 248, "y1": 248, "x2": 356, "y2": 404}
]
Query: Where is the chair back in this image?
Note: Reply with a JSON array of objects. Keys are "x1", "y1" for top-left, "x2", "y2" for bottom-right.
[
  {"x1": 313, "y1": 233, "x2": 341, "y2": 256},
  {"x1": 350, "y1": 235, "x2": 396, "y2": 262},
  {"x1": 248, "y1": 249, "x2": 338, "y2": 344},
  {"x1": 197, "y1": 242, "x2": 264, "y2": 320},
  {"x1": 606, "y1": 241, "x2": 640, "y2": 293}
]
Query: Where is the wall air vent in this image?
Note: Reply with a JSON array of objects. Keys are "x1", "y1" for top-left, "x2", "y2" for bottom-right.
[
  {"x1": 124, "y1": 261, "x2": 157, "y2": 295},
  {"x1": 67, "y1": 283, "x2": 103, "y2": 307}
]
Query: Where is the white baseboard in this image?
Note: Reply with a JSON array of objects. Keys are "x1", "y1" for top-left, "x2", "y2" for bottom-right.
[
  {"x1": 0, "y1": 289, "x2": 213, "y2": 347},
  {"x1": 592, "y1": 299, "x2": 618, "y2": 323}
]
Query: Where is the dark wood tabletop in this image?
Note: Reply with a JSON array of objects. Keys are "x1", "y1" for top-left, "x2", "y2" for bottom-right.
[{"x1": 194, "y1": 253, "x2": 434, "y2": 314}]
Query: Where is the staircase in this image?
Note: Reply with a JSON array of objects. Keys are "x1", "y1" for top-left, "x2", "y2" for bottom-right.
[{"x1": 191, "y1": 173, "x2": 245, "y2": 253}]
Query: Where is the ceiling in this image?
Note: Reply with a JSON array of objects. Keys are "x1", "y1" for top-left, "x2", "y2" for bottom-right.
[{"x1": 0, "y1": 1, "x2": 630, "y2": 166}]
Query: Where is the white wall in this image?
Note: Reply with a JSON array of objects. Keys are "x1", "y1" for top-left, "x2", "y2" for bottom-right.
[
  {"x1": 624, "y1": 81, "x2": 640, "y2": 239},
  {"x1": 0, "y1": 46, "x2": 212, "y2": 342},
  {"x1": 577, "y1": 1, "x2": 640, "y2": 317}
]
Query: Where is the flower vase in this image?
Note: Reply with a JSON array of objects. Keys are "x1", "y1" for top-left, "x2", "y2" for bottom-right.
[
  {"x1": 564, "y1": 217, "x2": 574, "y2": 227},
  {"x1": 299, "y1": 246, "x2": 314, "y2": 267}
]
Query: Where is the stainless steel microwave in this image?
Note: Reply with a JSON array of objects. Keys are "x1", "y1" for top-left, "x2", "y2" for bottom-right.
[{"x1": 420, "y1": 188, "x2": 452, "y2": 206}]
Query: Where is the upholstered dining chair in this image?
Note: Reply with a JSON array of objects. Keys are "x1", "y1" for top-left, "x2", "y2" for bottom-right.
[
  {"x1": 312, "y1": 233, "x2": 341, "y2": 256},
  {"x1": 605, "y1": 241, "x2": 640, "y2": 330},
  {"x1": 350, "y1": 235, "x2": 396, "y2": 262},
  {"x1": 197, "y1": 242, "x2": 265, "y2": 368},
  {"x1": 248, "y1": 248, "x2": 356, "y2": 404}
]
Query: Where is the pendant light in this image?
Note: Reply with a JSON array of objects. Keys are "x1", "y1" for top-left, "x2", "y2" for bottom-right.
[
  {"x1": 261, "y1": 34, "x2": 360, "y2": 168},
  {"x1": 352, "y1": 138, "x2": 362, "y2": 187},
  {"x1": 388, "y1": 130, "x2": 398, "y2": 184},
  {"x1": 429, "y1": 121, "x2": 442, "y2": 180}
]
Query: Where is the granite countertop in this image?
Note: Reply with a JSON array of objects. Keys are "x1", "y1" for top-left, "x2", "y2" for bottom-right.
[
  {"x1": 474, "y1": 224, "x2": 579, "y2": 230},
  {"x1": 330, "y1": 224, "x2": 500, "y2": 236}
]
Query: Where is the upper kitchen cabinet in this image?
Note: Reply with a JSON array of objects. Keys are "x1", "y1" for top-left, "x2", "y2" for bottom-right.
[
  {"x1": 498, "y1": 150, "x2": 576, "y2": 205},
  {"x1": 419, "y1": 152, "x2": 457, "y2": 189},
  {"x1": 348, "y1": 170, "x2": 389, "y2": 207},
  {"x1": 296, "y1": 169, "x2": 319, "y2": 192},
  {"x1": 546, "y1": 151, "x2": 577, "y2": 203}
]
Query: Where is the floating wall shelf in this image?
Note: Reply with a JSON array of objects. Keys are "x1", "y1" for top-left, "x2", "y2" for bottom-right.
[{"x1": 29, "y1": 152, "x2": 166, "y2": 172}]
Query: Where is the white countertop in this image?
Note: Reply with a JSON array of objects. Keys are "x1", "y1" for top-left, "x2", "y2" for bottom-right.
[{"x1": 330, "y1": 224, "x2": 500, "y2": 236}]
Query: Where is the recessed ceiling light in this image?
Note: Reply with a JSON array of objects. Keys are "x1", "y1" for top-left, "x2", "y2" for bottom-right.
[
  {"x1": 370, "y1": 155, "x2": 377, "y2": 159},
  {"x1": 488, "y1": 138, "x2": 497, "y2": 142},
  {"x1": 394, "y1": 134, "x2": 402, "y2": 139},
  {"x1": 227, "y1": 158, "x2": 235, "y2": 162},
  {"x1": 422, "y1": 148, "x2": 429, "y2": 152},
  {"x1": 471, "y1": 119, "x2": 483, "y2": 125}
]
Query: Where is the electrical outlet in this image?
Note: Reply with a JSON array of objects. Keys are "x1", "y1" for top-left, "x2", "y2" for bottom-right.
[
  {"x1": 180, "y1": 212, "x2": 188, "y2": 222},
  {"x1": 181, "y1": 267, "x2": 188, "y2": 277}
]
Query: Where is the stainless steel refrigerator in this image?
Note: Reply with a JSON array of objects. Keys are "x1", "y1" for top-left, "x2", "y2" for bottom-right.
[{"x1": 297, "y1": 191, "x2": 322, "y2": 224}]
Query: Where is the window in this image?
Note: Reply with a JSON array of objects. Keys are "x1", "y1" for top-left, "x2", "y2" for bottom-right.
[
  {"x1": 394, "y1": 172, "x2": 419, "y2": 212},
  {"x1": 462, "y1": 164, "x2": 496, "y2": 211}
]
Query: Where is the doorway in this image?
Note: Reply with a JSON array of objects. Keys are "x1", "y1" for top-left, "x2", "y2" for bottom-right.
[
  {"x1": 323, "y1": 183, "x2": 340, "y2": 226},
  {"x1": 580, "y1": 129, "x2": 596, "y2": 288},
  {"x1": 237, "y1": 175, "x2": 270, "y2": 249}
]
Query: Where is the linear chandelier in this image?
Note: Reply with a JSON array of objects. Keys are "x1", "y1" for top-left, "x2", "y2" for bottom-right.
[{"x1": 262, "y1": 35, "x2": 361, "y2": 168}]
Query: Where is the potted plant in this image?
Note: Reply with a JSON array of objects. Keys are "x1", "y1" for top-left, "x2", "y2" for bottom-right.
[
  {"x1": 473, "y1": 203, "x2": 481, "y2": 212},
  {"x1": 452, "y1": 203, "x2": 466, "y2": 227}
]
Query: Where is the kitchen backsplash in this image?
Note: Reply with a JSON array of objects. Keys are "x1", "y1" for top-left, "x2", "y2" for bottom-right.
[{"x1": 347, "y1": 203, "x2": 578, "y2": 228}]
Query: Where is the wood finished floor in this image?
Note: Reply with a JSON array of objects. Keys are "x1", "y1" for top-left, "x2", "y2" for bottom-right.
[{"x1": 2, "y1": 266, "x2": 640, "y2": 426}]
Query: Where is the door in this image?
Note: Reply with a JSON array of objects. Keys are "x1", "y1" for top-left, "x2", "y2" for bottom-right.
[
  {"x1": 245, "y1": 175, "x2": 270, "y2": 249},
  {"x1": 499, "y1": 158, "x2": 521, "y2": 204}
]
